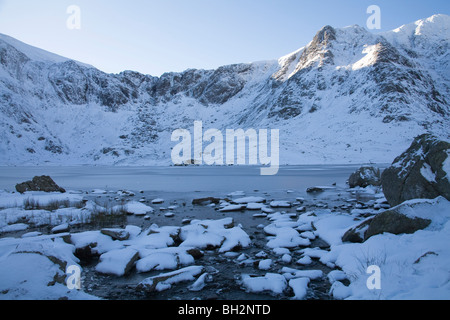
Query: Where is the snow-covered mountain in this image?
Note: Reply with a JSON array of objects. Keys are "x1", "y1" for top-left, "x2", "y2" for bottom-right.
[{"x1": 0, "y1": 14, "x2": 449, "y2": 166}]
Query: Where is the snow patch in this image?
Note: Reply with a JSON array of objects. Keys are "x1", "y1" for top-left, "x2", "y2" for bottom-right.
[
  {"x1": 241, "y1": 273, "x2": 287, "y2": 295},
  {"x1": 420, "y1": 163, "x2": 436, "y2": 183}
]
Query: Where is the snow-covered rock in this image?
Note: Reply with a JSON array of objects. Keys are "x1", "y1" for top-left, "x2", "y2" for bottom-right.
[
  {"x1": 269, "y1": 201, "x2": 291, "y2": 208},
  {"x1": 289, "y1": 277, "x2": 310, "y2": 300},
  {"x1": 232, "y1": 196, "x2": 266, "y2": 204},
  {"x1": 296, "y1": 255, "x2": 312, "y2": 265},
  {"x1": 100, "y1": 228, "x2": 130, "y2": 241},
  {"x1": 136, "y1": 266, "x2": 204, "y2": 293},
  {"x1": 0, "y1": 223, "x2": 29, "y2": 233},
  {"x1": 329, "y1": 281, "x2": 352, "y2": 300},
  {"x1": 264, "y1": 225, "x2": 310, "y2": 249},
  {"x1": 219, "y1": 204, "x2": 246, "y2": 212},
  {"x1": 95, "y1": 247, "x2": 139, "y2": 276},
  {"x1": 179, "y1": 218, "x2": 250, "y2": 252},
  {"x1": 258, "y1": 259, "x2": 273, "y2": 270},
  {"x1": 188, "y1": 272, "x2": 208, "y2": 292},
  {"x1": 51, "y1": 223, "x2": 70, "y2": 234},
  {"x1": 124, "y1": 201, "x2": 154, "y2": 215},
  {"x1": 381, "y1": 134, "x2": 450, "y2": 206},
  {"x1": 321, "y1": 194, "x2": 450, "y2": 300},
  {"x1": 0, "y1": 233, "x2": 97, "y2": 299},
  {"x1": 281, "y1": 267, "x2": 324, "y2": 281},
  {"x1": 327, "y1": 270, "x2": 348, "y2": 284},
  {"x1": 348, "y1": 166, "x2": 381, "y2": 188},
  {"x1": 136, "y1": 247, "x2": 196, "y2": 272},
  {"x1": 241, "y1": 273, "x2": 287, "y2": 295},
  {"x1": 343, "y1": 196, "x2": 449, "y2": 243},
  {"x1": 246, "y1": 203, "x2": 265, "y2": 210}
]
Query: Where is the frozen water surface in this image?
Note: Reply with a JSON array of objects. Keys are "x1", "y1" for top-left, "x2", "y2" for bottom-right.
[{"x1": 0, "y1": 165, "x2": 375, "y2": 193}]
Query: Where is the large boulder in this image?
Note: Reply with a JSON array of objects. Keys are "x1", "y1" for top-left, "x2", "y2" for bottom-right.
[
  {"x1": 381, "y1": 134, "x2": 450, "y2": 206},
  {"x1": 342, "y1": 197, "x2": 450, "y2": 243},
  {"x1": 15, "y1": 175, "x2": 66, "y2": 193},
  {"x1": 363, "y1": 210, "x2": 430, "y2": 240},
  {"x1": 348, "y1": 166, "x2": 381, "y2": 188}
]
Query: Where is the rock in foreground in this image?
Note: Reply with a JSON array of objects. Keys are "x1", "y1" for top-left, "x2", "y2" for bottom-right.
[
  {"x1": 342, "y1": 197, "x2": 450, "y2": 243},
  {"x1": 381, "y1": 134, "x2": 450, "y2": 206}
]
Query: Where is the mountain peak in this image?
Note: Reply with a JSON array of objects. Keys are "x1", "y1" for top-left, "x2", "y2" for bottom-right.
[
  {"x1": 423, "y1": 13, "x2": 450, "y2": 24},
  {"x1": 290, "y1": 25, "x2": 337, "y2": 71},
  {"x1": 414, "y1": 14, "x2": 450, "y2": 38},
  {"x1": 384, "y1": 14, "x2": 450, "y2": 45},
  {"x1": 313, "y1": 25, "x2": 337, "y2": 46}
]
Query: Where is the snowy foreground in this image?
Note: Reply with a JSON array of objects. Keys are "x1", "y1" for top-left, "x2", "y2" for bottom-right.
[{"x1": 0, "y1": 187, "x2": 449, "y2": 300}]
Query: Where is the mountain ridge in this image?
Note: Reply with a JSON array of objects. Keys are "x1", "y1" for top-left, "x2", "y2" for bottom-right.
[{"x1": 0, "y1": 14, "x2": 449, "y2": 166}]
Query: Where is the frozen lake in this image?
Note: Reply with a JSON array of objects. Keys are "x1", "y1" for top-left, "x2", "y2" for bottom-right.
[
  {"x1": 0, "y1": 164, "x2": 392, "y2": 301},
  {"x1": 0, "y1": 165, "x2": 387, "y2": 194}
]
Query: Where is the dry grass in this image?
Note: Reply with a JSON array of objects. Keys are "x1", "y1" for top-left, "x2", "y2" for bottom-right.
[
  {"x1": 23, "y1": 198, "x2": 85, "y2": 211},
  {"x1": 89, "y1": 200, "x2": 128, "y2": 228}
]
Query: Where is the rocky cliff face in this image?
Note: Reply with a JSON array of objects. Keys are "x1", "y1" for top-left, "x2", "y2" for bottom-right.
[{"x1": 0, "y1": 14, "x2": 449, "y2": 165}]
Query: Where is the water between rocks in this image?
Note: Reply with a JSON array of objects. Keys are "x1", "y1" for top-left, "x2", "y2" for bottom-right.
[{"x1": 0, "y1": 165, "x2": 387, "y2": 300}]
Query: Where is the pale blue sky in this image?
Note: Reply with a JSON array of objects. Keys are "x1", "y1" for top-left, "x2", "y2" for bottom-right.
[{"x1": 0, "y1": 0, "x2": 449, "y2": 76}]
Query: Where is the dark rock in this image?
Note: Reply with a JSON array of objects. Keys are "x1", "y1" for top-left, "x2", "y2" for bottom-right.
[
  {"x1": 192, "y1": 197, "x2": 226, "y2": 205},
  {"x1": 181, "y1": 218, "x2": 192, "y2": 225},
  {"x1": 15, "y1": 175, "x2": 66, "y2": 193},
  {"x1": 306, "y1": 187, "x2": 325, "y2": 193},
  {"x1": 364, "y1": 210, "x2": 431, "y2": 240},
  {"x1": 223, "y1": 219, "x2": 235, "y2": 229},
  {"x1": 342, "y1": 218, "x2": 374, "y2": 243},
  {"x1": 342, "y1": 200, "x2": 433, "y2": 243},
  {"x1": 100, "y1": 228, "x2": 130, "y2": 241},
  {"x1": 381, "y1": 134, "x2": 450, "y2": 206},
  {"x1": 186, "y1": 248, "x2": 204, "y2": 260},
  {"x1": 348, "y1": 166, "x2": 381, "y2": 188},
  {"x1": 74, "y1": 245, "x2": 98, "y2": 263},
  {"x1": 310, "y1": 237, "x2": 330, "y2": 249},
  {"x1": 123, "y1": 251, "x2": 140, "y2": 275}
]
